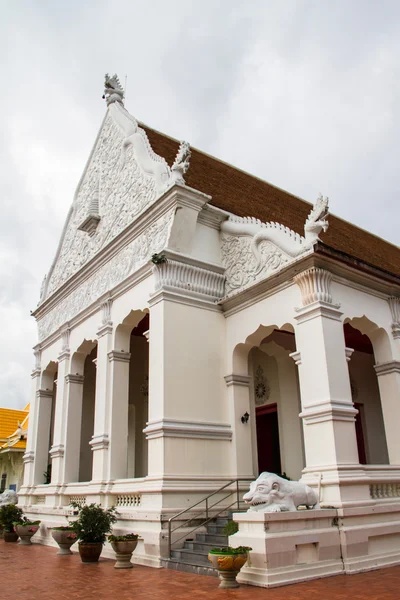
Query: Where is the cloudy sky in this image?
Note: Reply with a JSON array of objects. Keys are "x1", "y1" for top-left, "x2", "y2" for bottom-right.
[{"x1": 1, "y1": 1, "x2": 399, "y2": 409}]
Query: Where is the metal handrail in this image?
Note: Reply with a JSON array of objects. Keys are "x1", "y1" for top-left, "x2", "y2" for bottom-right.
[{"x1": 167, "y1": 478, "x2": 253, "y2": 558}]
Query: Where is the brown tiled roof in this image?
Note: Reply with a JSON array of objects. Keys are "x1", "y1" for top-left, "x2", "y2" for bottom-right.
[{"x1": 142, "y1": 124, "x2": 400, "y2": 278}]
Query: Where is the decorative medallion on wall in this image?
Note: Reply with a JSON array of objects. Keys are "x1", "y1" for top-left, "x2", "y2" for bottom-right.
[{"x1": 254, "y1": 365, "x2": 270, "y2": 406}]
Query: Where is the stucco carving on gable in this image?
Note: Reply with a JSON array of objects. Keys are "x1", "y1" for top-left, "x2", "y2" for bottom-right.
[
  {"x1": 42, "y1": 90, "x2": 191, "y2": 303},
  {"x1": 38, "y1": 209, "x2": 174, "y2": 341},
  {"x1": 220, "y1": 195, "x2": 329, "y2": 295}
]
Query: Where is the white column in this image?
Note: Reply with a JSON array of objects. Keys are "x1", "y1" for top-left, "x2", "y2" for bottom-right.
[
  {"x1": 49, "y1": 328, "x2": 70, "y2": 483},
  {"x1": 292, "y1": 268, "x2": 361, "y2": 505},
  {"x1": 62, "y1": 374, "x2": 85, "y2": 483},
  {"x1": 107, "y1": 350, "x2": 131, "y2": 480},
  {"x1": 32, "y1": 389, "x2": 54, "y2": 485},
  {"x1": 374, "y1": 361, "x2": 400, "y2": 465},
  {"x1": 90, "y1": 314, "x2": 113, "y2": 482},
  {"x1": 224, "y1": 375, "x2": 255, "y2": 478},
  {"x1": 21, "y1": 346, "x2": 41, "y2": 491}
]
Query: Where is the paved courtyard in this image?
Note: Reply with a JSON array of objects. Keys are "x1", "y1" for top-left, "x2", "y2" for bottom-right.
[{"x1": 2, "y1": 539, "x2": 400, "y2": 600}]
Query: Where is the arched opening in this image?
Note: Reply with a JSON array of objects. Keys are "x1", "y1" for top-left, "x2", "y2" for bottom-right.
[
  {"x1": 114, "y1": 309, "x2": 149, "y2": 479},
  {"x1": 344, "y1": 320, "x2": 389, "y2": 465},
  {"x1": 39, "y1": 361, "x2": 58, "y2": 484},
  {"x1": 78, "y1": 344, "x2": 97, "y2": 482},
  {"x1": 235, "y1": 323, "x2": 304, "y2": 480}
]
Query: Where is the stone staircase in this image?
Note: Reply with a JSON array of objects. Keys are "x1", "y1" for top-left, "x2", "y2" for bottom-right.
[{"x1": 163, "y1": 516, "x2": 230, "y2": 577}]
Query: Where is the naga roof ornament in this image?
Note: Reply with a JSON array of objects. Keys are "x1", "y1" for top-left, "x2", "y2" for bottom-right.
[
  {"x1": 221, "y1": 195, "x2": 330, "y2": 294},
  {"x1": 103, "y1": 73, "x2": 125, "y2": 106},
  {"x1": 171, "y1": 141, "x2": 191, "y2": 185}
]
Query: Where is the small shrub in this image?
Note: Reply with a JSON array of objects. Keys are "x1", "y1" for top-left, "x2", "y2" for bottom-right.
[
  {"x1": 69, "y1": 503, "x2": 117, "y2": 544},
  {"x1": 222, "y1": 521, "x2": 239, "y2": 537},
  {"x1": 13, "y1": 517, "x2": 41, "y2": 526},
  {"x1": 108, "y1": 533, "x2": 138, "y2": 542},
  {"x1": 0, "y1": 504, "x2": 24, "y2": 532},
  {"x1": 209, "y1": 546, "x2": 252, "y2": 555},
  {"x1": 151, "y1": 253, "x2": 167, "y2": 265}
]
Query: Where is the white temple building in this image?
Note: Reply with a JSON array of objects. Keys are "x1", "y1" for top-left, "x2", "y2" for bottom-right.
[{"x1": 20, "y1": 74, "x2": 400, "y2": 586}]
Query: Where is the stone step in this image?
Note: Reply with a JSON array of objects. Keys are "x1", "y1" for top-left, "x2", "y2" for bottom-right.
[
  {"x1": 184, "y1": 540, "x2": 224, "y2": 553},
  {"x1": 162, "y1": 558, "x2": 218, "y2": 578},
  {"x1": 214, "y1": 517, "x2": 230, "y2": 527},
  {"x1": 196, "y1": 532, "x2": 227, "y2": 545},
  {"x1": 206, "y1": 524, "x2": 227, "y2": 534},
  {"x1": 171, "y1": 549, "x2": 211, "y2": 566}
]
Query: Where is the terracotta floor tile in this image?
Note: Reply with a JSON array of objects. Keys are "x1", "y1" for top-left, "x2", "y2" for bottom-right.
[{"x1": 2, "y1": 540, "x2": 400, "y2": 599}]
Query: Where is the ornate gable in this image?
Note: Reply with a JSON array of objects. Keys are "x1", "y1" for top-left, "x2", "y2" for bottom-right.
[{"x1": 41, "y1": 75, "x2": 190, "y2": 302}]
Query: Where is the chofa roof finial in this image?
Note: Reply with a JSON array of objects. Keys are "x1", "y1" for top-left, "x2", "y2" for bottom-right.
[{"x1": 103, "y1": 73, "x2": 124, "y2": 106}]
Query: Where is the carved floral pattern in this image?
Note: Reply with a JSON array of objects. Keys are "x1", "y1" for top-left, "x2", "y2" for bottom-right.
[
  {"x1": 38, "y1": 210, "x2": 174, "y2": 341},
  {"x1": 221, "y1": 234, "x2": 290, "y2": 294},
  {"x1": 254, "y1": 365, "x2": 270, "y2": 406},
  {"x1": 45, "y1": 114, "x2": 159, "y2": 298}
]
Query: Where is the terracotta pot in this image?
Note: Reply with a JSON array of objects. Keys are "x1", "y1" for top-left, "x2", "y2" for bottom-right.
[
  {"x1": 14, "y1": 523, "x2": 40, "y2": 545},
  {"x1": 78, "y1": 542, "x2": 103, "y2": 563},
  {"x1": 4, "y1": 531, "x2": 19, "y2": 543},
  {"x1": 51, "y1": 529, "x2": 78, "y2": 555},
  {"x1": 208, "y1": 552, "x2": 249, "y2": 589},
  {"x1": 110, "y1": 539, "x2": 138, "y2": 569}
]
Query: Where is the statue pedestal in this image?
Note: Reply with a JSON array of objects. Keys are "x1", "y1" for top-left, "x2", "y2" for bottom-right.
[{"x1": 231, "y1": 509, "x2": 343, "y2": 588}]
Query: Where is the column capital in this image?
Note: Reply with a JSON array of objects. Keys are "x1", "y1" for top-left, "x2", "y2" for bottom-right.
[
  {"x1": 36, "y1": 389, "x2": 54, "y2": 399},
  {"x1": 23, "y1": 451, "x2": 35, "y2": 464},
  {"x1": 49, "y1": 444, "x2": 65, "y2": 459},
  {"x1": 289, "y1": 351, "x2": 301, "y2": 365},
  {"x1": 374, "y1": 361, "x2": 400, "y2": 376},
  {"x1": 294, "y1": 267, "x2": 338, "y2": 307},
  {"x1": 388, "y1": 297, "x2": 400, "y2": 340},
  {"x1": 108, "y1": 350, "x2": 131, "y2": 363},
  {"x1": 224, "y1": 374, "x2": 251, "y2": 387},
  {"x1": 97, "y1": 297, "x2": 113, "y2": 338},
  {"x1": 294, "y1": 301, "x2": 343, "y2": 324},
  {"x1": 345, "y1": 347, "x2": 354, "y2": 362},
  {"x1": 57, "y1": 349, "x2": 71, "y2": 362},
  {"x1": 31, "y1": 368, "x2": 41, "y2": 379},
  {"x1": 89, "y1": 434, "x2": 109, "y2": 451},
  {"x1": 65, "y1": 374, "x2": 85, "y2": 384},
  {"x1": 300, "y1": 400, "x2": 358, "y2": 424},
  {"x1": 97, "y1": 322, "x2": 113, "y2": 338}
]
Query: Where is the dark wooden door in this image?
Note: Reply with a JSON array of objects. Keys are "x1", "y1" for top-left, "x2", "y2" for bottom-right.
[
  {"x1": 256, "y1": 403, "x2": 282, "y2": 475},
  {"x1": 354, "y1": 402, "x2": 367, "y2": 464}
]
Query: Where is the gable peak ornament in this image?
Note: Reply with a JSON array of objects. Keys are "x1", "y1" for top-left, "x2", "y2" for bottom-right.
[{"x1": 103, "y1": 73, "x2": 124, "y2": 106}]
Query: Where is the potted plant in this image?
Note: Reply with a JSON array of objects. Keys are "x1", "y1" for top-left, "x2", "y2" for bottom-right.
[
  {"x1": 51, "y1": 526, "x2": 78, "y2": 555},
  {"x1": 108, "y1": 533, "x2": 139, "y2": 569},
  {"x1": 13, "y1": 517, "x2": 41, "y2": 545},
  {"x1": 208, "y1": 546, "x2": 252, "y2": 589},
  {"x1": 0, "y1": 504, "x2": 24, "y2": 543},
  {"x1": 69, "y1": 503, "x2": 117, "y2": 563}
]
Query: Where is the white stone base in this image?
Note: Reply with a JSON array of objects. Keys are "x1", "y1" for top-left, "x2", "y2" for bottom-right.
[{"x1": 232, "y1": 502, "x2": 400, "y2": 588}]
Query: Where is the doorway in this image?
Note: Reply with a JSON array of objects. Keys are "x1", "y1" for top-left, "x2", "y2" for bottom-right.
[{"x1": 256, "y1": 403, "x2": 282, "y2": 475}]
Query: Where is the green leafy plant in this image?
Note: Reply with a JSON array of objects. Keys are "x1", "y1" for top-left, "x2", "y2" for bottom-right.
[
  {"x1": 209, "y1": 546, "x2": 252, "y2": 555},
  {"x1": 222, "y1": 521, "x2": 239, "y2": 536},
  {"x1": 151, "y1": 253, "x2": 167, "y2": 265},
  {"x1": 108, "y1": 533, "x2": 138, "y2": 542},
  {"x1": 68, "y1": 503, "x2": 117, "y2": 544},
  {"x1": 0, "y1": 504, "x2": 24, "y2": 532},
  {"x1": 52, "y1": 525, "x2": 75, "y2": 531},
  {"x1": 13, "y1": 517, "x2": 40, "y2": 526}
]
